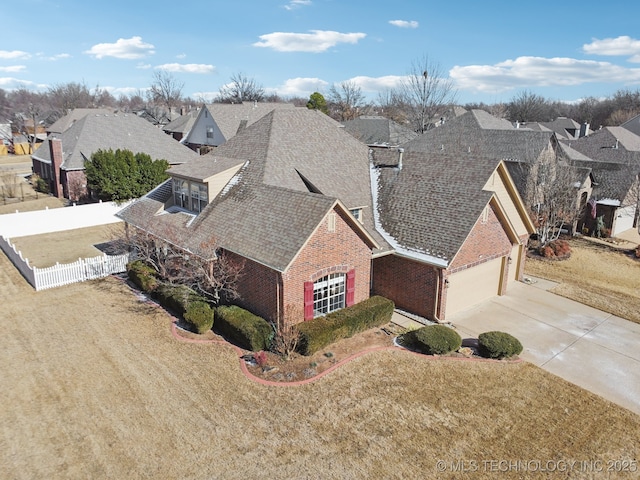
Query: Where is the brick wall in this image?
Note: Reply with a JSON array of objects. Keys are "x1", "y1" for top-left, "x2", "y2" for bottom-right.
[
  {"x1": 282, "y1": 207, "x2": 372, "y2": 324},
  {"x1": 227, "y1": 206, "x2": 372, "y2": 326},
  {"x1": 449, "y1": 205, "x2": 513, "y2": 272},
  {"x1": 63, "y1": 170, "x2": 89, "y2": 202},
  {"x1": 372, "y1": 254, "x2": 440, "y2": 320}
]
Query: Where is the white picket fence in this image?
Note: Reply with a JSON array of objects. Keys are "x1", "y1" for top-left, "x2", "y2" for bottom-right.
[{"x1": 0, "y1": 235, "x2": 130, "y2": 291}]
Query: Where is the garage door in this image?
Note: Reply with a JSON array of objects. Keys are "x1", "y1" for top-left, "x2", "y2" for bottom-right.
[{"x1": 446, "y1": 257, "x2": 502, "y2": 316}]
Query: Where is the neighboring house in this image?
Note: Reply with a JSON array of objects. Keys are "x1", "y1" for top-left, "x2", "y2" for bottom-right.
[
  {"x1": 370, "y1": 149, "x2": 535, "y2": 319},
  {"x1": 559, "y1": 127, "x2": 640, "y2": 235},
  {"x1": 621, "y1": 113, "x2": 640, "y2": 137},
  {"x1": 341, "y1": 115, "x2": 418, "y2": 146},
  {"x1": 31, "y1": 113, "x2": 198, "y2": 201},
  {"x1": 163, "y1": 109, "x2": 200, "y2": 142},
  {"x1": 523, "y1": 117, "x2": 590, "y2": 140},
  {"x1": 47, "y1": 108, "x2": 117, "y2": 135},
  {"x1": 182, "y1": 102, "x2": 296, "y2": 153},
  {"x1": 118, "y1": 108, "x2": 535, "y2": 325}
]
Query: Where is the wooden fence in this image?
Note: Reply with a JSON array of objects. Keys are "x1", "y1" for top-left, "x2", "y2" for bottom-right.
[{"x1": 0, "y1": 235, "x2": 130, "y2": 291}]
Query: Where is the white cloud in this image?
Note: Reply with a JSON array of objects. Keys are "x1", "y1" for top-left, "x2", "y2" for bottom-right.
[
  {"x1": 84, "y1": 36, "x2": 155, "y2": 59},
  {"x1": 284, "y1": 0, "x2": 311, "y2": 10},
  {"x1": 155, "y1": 63, "x2": 215, "y2": 74},
  {"x1": 268, "y1": 77, "x2": 329, "y2": 97},
  {"x1": 192, "y1": 91, "x2": 219, "y2": 102},
  {"x1": 0, "y1": 50, "x2": 31, "y2": 60},
  {"x1": 136, "y1": 63, "x2": 152, "y2": 69},
  {"x1": 450, "y1": 56, "x2": 640, "y2": 93},
  {"x1": 253, "y1": 30, "x2": 366, "y2": 52},
  {"x1": 0, "y1": 65, "x2": 26, "y2": 73},
  {"x1": 389, "y1": 20, "x2": 418, "y2": 29},
  {"x1": 0, "y1": 77, "x2": 47, "y2": 89},
  {"x1": 348, "y1": 75, "x2": 405, "y2": 92},
  {"x1": 36, "y1": 53, "x2": 71, "y2": 61},
  {"x1": 583, "y1": 36, "x2": 640, "y2": 62},
  {"x1": 176, "y1": 53, "x2": 187, "y2": 59}
]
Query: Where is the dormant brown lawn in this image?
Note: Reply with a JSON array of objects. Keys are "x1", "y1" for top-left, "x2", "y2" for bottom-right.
[
  {"x1": 525, "y1": 237, "x2": 640, "y2": 324},
  {"x1": 1, "y1": 249, "x2": 639, "y2": 478}
]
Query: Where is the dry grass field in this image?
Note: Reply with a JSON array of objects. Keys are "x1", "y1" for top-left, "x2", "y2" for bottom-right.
[
  {"x1": 1, "y1": 250, "x2": 639, "y2": 478},
  {"x1": 525, "y1": 237, "x2": 640, "y2": 324}
]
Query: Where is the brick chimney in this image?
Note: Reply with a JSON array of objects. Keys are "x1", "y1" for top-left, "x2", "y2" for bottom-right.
[{"x1": 48, "y1": 138, "x2": 64, "y2": 198}]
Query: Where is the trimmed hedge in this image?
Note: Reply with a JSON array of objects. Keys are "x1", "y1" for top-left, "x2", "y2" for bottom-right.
[
  {"x1": 127, "y1": 260, "x2": 158, "y2": 292},
  {"x1": 296, "y1": 296, "x2": 395, "y2": 356},
  {"x1": 215, "y1": 306, "x2": 273, "y2": 351},
  {"x1": 152, "y1": 284, "x2": 204, "y2": 316},
  {"x1": 400, "y1": 324, "x2": 461, "y2": 355},
  {"x1": 478, "y1": 331, "x2": 523, "y2": 359},
  {"x1": 184, "y1": 301, "x2": 214, "y2": 334}
]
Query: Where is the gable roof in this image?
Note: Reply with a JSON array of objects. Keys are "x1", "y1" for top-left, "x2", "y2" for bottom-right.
[
  {"x1": 559, "y1": 128, "x2": 640, "y2": 202},
  {"x1": 341, "y1": 115, "x2": 418, "y2": 146},
  {"x1": 621, "y1": 113, "x2": 640, "y2": 137},
  {"x1": 371, "y1": 150, "x2": 520, "y2": 266},
  {"x1": 403, "y1": 109, "x2": 554, "y2": 163},
  {"x1": 163, "y1": 110, "x2": 199, "y2": 135},
  {"x1": 47, "y1": 108, "x2": 117, "y2": 134},
  {"x1": 32, "y1": 113, "x2": 198, "y2": 170}
]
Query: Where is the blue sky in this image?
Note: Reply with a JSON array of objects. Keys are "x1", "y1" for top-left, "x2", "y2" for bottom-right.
[{"x1": 2, "y1": 0, "x2": 640, "y2": 106}]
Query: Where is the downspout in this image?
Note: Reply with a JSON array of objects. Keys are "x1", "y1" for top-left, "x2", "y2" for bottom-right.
[{"x1": 433, "y1": 267, "x2": 444, "y2": 323}]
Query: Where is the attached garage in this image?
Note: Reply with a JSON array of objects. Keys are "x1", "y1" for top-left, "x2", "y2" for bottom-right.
[{"x1": 445, "y1": 257, "x2": 504, "y2": 317}]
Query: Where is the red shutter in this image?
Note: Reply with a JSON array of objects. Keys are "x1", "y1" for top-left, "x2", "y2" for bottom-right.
[
  {"x1": 304, "y1": 281, "x2": 314, "y2": 320},
  {"x1": 346, "y1": 269, "x2": 356, "y2": 307}
]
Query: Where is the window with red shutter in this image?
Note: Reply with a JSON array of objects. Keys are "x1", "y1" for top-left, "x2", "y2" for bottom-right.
[
  {"x1": 346, "y1": 269, "x2": 355, "y2": 306},
  {"x1": 304, "y1": 281, "x2": 314, "y2": 320}
]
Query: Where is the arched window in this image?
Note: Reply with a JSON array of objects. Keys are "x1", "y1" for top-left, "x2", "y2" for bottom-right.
[{"x1": 304, "y1": 270, "x2": 355, "y2": 320}]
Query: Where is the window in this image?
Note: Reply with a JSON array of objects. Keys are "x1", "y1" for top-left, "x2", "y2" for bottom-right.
[
  {"x1": 173, "y1": 178, "x2": 208, "y2": 213},
  {"x1": 190, "y1": 182, "x2": 208, "y2": 213},
  {"x1": 173, "y1": 179, "x2": 189, "y2": 209},
  {"x1": 481, "y1": 205, "x2": 489, "y2": 224},
  {"x1": 304, "y1": 270, "x2": 355, "y2": 320},
  {"x1": 206, "y1": 126, "x2": 214, "y2": 139},
  {"x1": 313, "y1": 273, "x2": 345, "y2": 317},
  {"x1": 350, "y1": 208, "x2": 363, "y2": 223}
]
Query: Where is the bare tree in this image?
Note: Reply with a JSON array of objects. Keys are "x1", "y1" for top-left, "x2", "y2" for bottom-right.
[
  {"x1": 397, "y1": 55, "x2": 457, "y2": 133},
  {"x1": 272, "y1": 304, "x2": 303, "y2": 360},
  {"x1": 47, "y1": 82, "x2": 95, "y2": 113},
  {"x1": 327, "y1": 80, "x2": 365, "y2": 121},
  {"x1": 0, "y1": 170, "x2": 19, "y2": 198},
  {"x1": 217, "y1": 72, "x2": 265, "y2": 104},
  {"x1": 148, "y1": 71, "x2": 184, "y2": 116},
  {"x1": 122, "y1": 225, "x2": 243, "y2": 304},
  {"x1": 506, "y1": 90, "x2": 557, "y2": 123}
]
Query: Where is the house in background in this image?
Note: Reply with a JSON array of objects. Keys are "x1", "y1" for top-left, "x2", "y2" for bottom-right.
[
  {"x1": 118, "y1": 108, "x2": 535, "y2": 325},
  {"x1": 559, "y1": 127, "x2": 640, "y2": 235},
  {"x1": 163, "y1": 109, "x2": 200, "y2": 142},
  {"x1": 341, "y1": 115, "x2": 418, "y2": 147},
  {"x1": 46, "y1": 108, "x2": 117, "y2": 135},
  {"x1": 182, "y1": 102, "x2": 296, "y2": 153},
  {"x1": 621, "y1": 113, "x2": 640, "y2": 137},
  {"x1": 31, "y1": 113, "x2": 198, "y2": 201}
]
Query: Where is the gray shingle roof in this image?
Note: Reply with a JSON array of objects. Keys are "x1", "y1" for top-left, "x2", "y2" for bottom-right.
[
  {"x1": 168, "y1": 155, "x2": 243, "y2": 181},
  {"x1": 33, "y1": 113, "x2": 198, "y2": 170},
  {"x1": 341, "y1": 116, "x2": 418, "y2": 146},
  {"x1": 559, "y1": 129, "x2": 640, "y2": 201},
  {"x1": 403, "y1": 109, "x2": 554, "y2": 164},
  {"x1": 47, "y1": 108, "x2": 117, "y2": 134},
  {"x1": 163, "y1": 110, "x2": 199, "y2": 134},
  {"x1": 372, "y1": 150, "x2": 498, "y2": 264}
]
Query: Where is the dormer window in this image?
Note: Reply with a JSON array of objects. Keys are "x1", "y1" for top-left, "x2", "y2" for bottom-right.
[
  {"x1": 350, "y1": 208, "x2": 363, "y2": 223},
  {"x1": 173, "y1": 178, "x2": 208, "y2": 213}
]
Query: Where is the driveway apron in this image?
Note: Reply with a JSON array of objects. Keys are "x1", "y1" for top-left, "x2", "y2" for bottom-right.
[{"x1": 451, "y1": 280, "x2": 640, "y2": 416}]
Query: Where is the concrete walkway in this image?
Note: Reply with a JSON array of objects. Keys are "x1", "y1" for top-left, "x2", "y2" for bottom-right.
[{"x1": 450, "y1": 279, "x2": 640, "y2": 416}]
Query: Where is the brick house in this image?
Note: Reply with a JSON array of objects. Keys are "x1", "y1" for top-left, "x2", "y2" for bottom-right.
[
  {"x1": 118, "y1": 108, "x2": 535, "y2": 326},
  {"x1": 370, "y1": 149, "x2": 535, "y2": 320},
  {"x1": 31, "y1": 113, "x2": 197, "y2": 201}
]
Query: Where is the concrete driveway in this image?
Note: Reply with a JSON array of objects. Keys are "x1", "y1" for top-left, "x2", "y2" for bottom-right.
[{"x1": 450, "y1": 278, "x2": 640, "y2": 416}]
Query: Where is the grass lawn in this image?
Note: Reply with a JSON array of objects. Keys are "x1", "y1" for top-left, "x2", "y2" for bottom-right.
[
  {"x1": 525, "y1": 237, "x2": 640, "y2": 324},
  {"x1": 1, "y1": 250, "x2": 639, "y2": 479}
]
